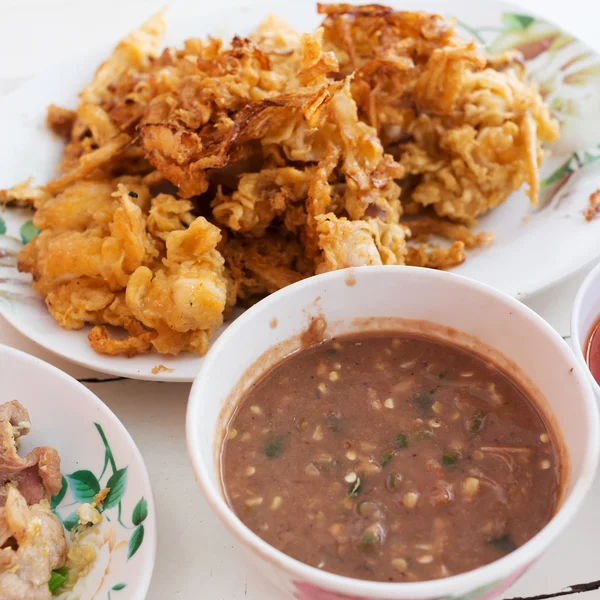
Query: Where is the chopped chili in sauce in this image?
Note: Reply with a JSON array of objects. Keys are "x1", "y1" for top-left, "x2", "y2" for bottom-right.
[{"x1": 222, "y1": 332, "x2": 560, "y2": 582}]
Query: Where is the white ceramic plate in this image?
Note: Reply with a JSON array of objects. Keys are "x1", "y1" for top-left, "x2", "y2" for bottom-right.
[
  {"x1": 0, "y1": 344, "x2": 157, "y2": 599},
  {"x1": 1, "y1": 0, "x2": 600, "y2": 382}
]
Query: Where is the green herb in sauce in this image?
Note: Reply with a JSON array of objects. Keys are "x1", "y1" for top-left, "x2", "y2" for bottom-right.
[
  {"x1": 359, "y1": 533, "x2": 378, "y2": 547},
  {"x1": 381, "y1": 450, "x2": 396, "y2": 466},
  {"x1": 394, "y1": 434, "x2": 408, "y2": 448},
  {"x1": 488, "y1": 534, "x2": 517, "y2": 553},
  {"x1": 265, "y1": 435, "x2": 286, "y2": 459},
  {"x1": 467, "y1": 411, "x2": 487, "y2": 436},
  {"x1": 325, "y1": 348, "x2": 338, "y2": 357},
  {"x1": 412, "y1": 391, "x2": 434, "y2": 416},
  {"x1": 386, "y1": 473, "x2": 400, "y2": 489},
  {"x1": 442, "y1": 453, "x2": 459, "y2": 467}
]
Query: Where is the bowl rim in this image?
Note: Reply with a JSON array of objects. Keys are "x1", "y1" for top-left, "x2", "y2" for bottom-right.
[
  {"x1": 571, "y1": 260, "x2": 600, "y2": 396},
  {"x1": 187, "y1": 266, "x2": 600, "y2": 598},
  {"x1": 0, "y1": 343, "x2": 158, "y2": 600}
]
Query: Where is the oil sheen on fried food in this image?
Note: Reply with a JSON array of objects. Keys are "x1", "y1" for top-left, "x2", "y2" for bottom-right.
[{"x1": 221, "y1": 332, "x2": 560, "y2": 582}]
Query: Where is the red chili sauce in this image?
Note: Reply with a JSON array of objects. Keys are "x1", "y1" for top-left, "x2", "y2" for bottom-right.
[{"x1": 585, "y1": 317, "x2": 600, "y2": 384}]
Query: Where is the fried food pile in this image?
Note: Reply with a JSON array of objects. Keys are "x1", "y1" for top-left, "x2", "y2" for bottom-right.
[{"x1": 1, "y1": 4, "x2": 559, "y2": 357}]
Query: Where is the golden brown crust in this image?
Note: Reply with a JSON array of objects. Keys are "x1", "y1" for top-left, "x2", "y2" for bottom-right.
[
  {"x1": 406, "y1": 241, "x2": 466, "y2": 270},
  {"x1": 584, "y1": 189, "x2": 600, "y2": 222},
  {"x1": 2, "y1": 5, "x2": 559, "y2": 356},
  {"x1": 88, "y1": 322, "x2": 157, "y2": 357},
  {"x1": 46, "y1": 105, "x2": 77, "y2": 140}
]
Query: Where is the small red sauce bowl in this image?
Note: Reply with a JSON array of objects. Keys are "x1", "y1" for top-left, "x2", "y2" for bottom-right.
[{"x1": 571, "y1": 260, "x2": 600, "y2": 395}]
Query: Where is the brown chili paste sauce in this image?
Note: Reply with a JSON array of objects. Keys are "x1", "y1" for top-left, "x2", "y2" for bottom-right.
[{"x1": 222, "y1": 332, "x2": 560, "y2": 582}]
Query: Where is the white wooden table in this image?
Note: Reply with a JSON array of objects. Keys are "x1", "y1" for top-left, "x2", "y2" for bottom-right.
[{"x1": 1, "y1": 1, "x2": 599, "y2": 598}]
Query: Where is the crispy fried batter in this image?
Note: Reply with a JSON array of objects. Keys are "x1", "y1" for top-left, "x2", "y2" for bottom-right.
[
  {"x1": 45, "y1": 280, "x2": 120, "y2": 330},
  {"x1": 212, "y1": 167, "x2": 313, "y2": 235},
  {"x1": 404, "y1": 216, "x2": 494, "y2": 248},
  {"x1": 223, "y1": 234, "x2": 309, "y2": 301},
  {"x1": 88, "y1": 321, "x2": 157, "y2": 357},
  {"x1": 315, "y1": 212, "x2": 406, "y2": 273},
  {"x1": 46, "y1": 105, "x2": 77, "y2": 139},
  {"x1": 3, "y1": 5, "x2": 559, "y2": 356},
  {"x1": 45, "y1": 133, "x2": 133, "y2": 195},
  {"x1": 406, "y1": 241, "x2": 466, "y2": 269},
  {"x1": 584, "y1": 189, "x2": 600, "y2": 222},
  {"x1": 19, "y1": 183, "x2": 157, "y2": 296},
  {"x1": 0, "y1": 179, "x2": 51, "y2": 209},
  {"x1": 126, "y1": 217, "x2": 228, "y2": 354},
  {"x1": 319, "y1": 4, "x2": 558, "y2": 224}
]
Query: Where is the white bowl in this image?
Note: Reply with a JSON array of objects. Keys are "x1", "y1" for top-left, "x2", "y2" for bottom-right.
[
  {"x1": 571, "y1": 261, "x2": 600, "y2": 396},
  {"x1": 0, "y1": 344, "x2": 157, "y2": 600},
  {"x1": 187, "y1": 266, "x2": 599, "y2": 600}
]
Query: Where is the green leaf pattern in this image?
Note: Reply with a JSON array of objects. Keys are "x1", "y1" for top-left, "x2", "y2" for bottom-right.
[
  {"x1": 19, "y1": 219, "x2": 39, "y2": 244},
  {"x1": 541, "y1": 144, "x2": 600, "y2": 189},
  {"x1": 62, "y1": 510, "x2": 81, "y2": 532},
  {"x1": 0, "y1": 217, "x2": 33, "y2": 300},
  {"x1": 501, "y1": 13, "x2": 534, "y2": 31},
  {"x1": 51, "y1": 423, "x2": 148, "y2": 597},
  {"x1": 67, "y1": 470, "x2": 100, "y2": 503},
  {"x1": 50, "y1": 476, "x2": 68, "y2": 510},
  {"x1": 127, "y1": 524, "x2": 145, "y2": 560},
  {"x1": 132, "y1": 498, "x2": 148, "y2": 526},
  {"x1": 104, "y1": 468, "x2": 128, "y2": 509}
]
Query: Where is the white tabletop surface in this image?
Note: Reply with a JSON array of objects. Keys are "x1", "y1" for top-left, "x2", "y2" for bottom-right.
[{"x1": 1, "y1": 0, "x2": 599, "y2": 598}]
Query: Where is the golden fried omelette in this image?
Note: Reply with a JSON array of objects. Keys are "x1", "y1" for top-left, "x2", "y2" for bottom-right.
[{"x1": 2, "y1": 4, "x2": 558, "y2": 356}]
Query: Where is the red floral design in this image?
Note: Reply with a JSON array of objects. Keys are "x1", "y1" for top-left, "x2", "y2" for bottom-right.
[
  {"x1": 293, "y1": 581, "x2": 441, "y2": 600},
  {"x1": 475, "y1": 563, "x2": 533, "y2": 600},
  {"x1": 293, "y1": 582, "x2": 376, "y2": 600}
]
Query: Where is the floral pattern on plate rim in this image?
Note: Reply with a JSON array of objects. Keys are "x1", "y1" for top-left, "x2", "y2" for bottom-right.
[
  {"x1": 49, "y1": 422, "x2": 149, "y2": 599},
  {"x1": 456, "y1": 10, "x2": 600, "y2": 197},
  {"x1": 0, "y1": 212, "x2": 37, "y2": 305},
  {"x1": 292, "y1": 562, "x2": 532, "y2": 600}
]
